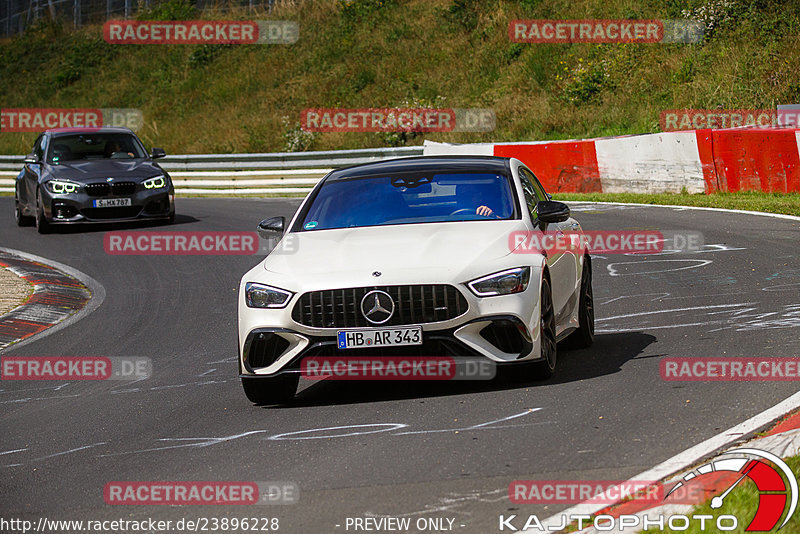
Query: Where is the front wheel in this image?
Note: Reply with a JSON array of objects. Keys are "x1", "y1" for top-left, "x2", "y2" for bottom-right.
[
  {"x1": 35, "y1": 189, "x2": 50, "y2": 234},
  {"x1": 533, "y1": 276, "x2": 558, "y2": 379},
  {"x1": 241, "y1": 374, "x2": 298, "y2": 405},
  {"x1": 14, "y1": 193, "x2": 34, "y2": 227}
]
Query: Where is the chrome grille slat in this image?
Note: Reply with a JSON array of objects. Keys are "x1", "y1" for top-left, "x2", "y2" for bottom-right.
[{"x1": 292, "y1": 285, "x2": 468, "y2": 328}]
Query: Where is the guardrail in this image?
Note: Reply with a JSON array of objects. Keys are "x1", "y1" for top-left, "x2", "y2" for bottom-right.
[{"x1": 0, "y1": 146, "x2": 424, "y2": 195}]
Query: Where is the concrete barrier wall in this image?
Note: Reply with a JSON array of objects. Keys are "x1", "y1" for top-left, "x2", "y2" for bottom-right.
[{"x1": 424, "y1": 127, "x2": 800, "y2": 194}]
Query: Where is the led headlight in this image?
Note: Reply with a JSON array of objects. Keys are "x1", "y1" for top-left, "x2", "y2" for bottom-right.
[
  {"x1": 468, "y1": 267, "x2": 531, "y2": 297},
  {"x1": 45, "y1": 180, "x2": 81, "y2": 194},
  {"x1": 143, "y1": 175, "x2": 167, "y2": 190},
  {"x1": 245, "y1": 282, "x2": 293, "y2": 308}
]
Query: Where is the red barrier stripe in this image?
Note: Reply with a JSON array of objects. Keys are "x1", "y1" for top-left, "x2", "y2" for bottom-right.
[{"x1": 493, "y1": 141, "x2": 601, "y2": 193}]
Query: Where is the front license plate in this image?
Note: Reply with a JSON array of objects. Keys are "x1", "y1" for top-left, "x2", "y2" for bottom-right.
[
  {"x1": 93, "y1": 198, "x2": 132, "y2": 208},
  {"x1": 337, "y1": 327, "x2": 422, "y2": 349}
]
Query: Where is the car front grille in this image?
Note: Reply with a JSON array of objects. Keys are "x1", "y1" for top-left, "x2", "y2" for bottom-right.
[
  {"x1": 84, "y1": 181, "x2": 137, "y2": 196},
  {"x1": 292, "y1": 285, "x2": 468, "y2": 328},
  {"x1": 112, "y1": 181, "x2": 137, "y2": 195},
  {"x1": 80, "y1": 206, "x2": 142, "y2": 220},
  {"x1": 85, "y1": 183, "x2": 110, "y2": 197}
]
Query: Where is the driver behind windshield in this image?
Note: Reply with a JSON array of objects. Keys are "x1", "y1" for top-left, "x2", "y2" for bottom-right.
[{"x1": 457, "y1": 182, "x2": 496, "y2": 217}]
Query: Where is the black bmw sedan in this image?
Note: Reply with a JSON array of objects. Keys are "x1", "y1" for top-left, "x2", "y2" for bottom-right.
[{"x1": 14, "y1": 127, "x2": 175, "y2": 233}]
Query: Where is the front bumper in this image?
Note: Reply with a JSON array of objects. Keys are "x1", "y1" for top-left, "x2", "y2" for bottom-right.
[
  {"x1": 239, "y1": 285, "x2": 543, "y2": 377},
  {"x1": 41, "y1": 184, "x2": 174, "y2": 223}
]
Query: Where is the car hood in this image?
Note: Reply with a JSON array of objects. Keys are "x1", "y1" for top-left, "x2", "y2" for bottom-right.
[
  {"x1": 45, "y1": 160, "x2": 163, "y2": 181},
  {"x1": 259, "y1": 220, "x2": 530, "y2": 290}
]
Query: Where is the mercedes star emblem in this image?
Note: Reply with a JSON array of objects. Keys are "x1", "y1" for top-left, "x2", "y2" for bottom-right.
[{"x1": 360, "y1": 290, "x2": 394, "y2": 324}]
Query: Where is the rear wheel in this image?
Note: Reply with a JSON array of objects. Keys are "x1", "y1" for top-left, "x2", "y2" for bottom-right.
[
  {"x1": 534, "y1": 276, "x2": 558, "y2": 379},
  {"x1": 35, "y1": 189, "x2": 50, "y2": 234},
  {"x1": 241, "y1": 374, "x2": 298, "y2": 405},
  {"x1": 568, "y1": 255, "x2": 595, "y2": 348}
]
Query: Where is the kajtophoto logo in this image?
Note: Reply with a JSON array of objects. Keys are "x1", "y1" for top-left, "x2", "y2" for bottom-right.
[
  {"x1": 499, "y1": 448, "x2": 797, "y2": 531},
  {"x1": 665, "y1": 448, "x2": 797, "y2": 531}
]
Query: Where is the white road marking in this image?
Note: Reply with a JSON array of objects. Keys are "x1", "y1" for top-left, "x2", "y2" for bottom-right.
[
  {"x1": 0, "y1": 448, "x2": 27, "y2": 456},
  {"x1": 34, "y1": 442, "x2": 107, "y2": 461}
]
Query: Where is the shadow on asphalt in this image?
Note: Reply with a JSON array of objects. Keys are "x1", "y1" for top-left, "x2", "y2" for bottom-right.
[
  {"x1": 38, "y1": 213, "x2": 200, "y2": 234},
  {"x1": 267, "y1": 332, "x2": 657, "y2": 409}
]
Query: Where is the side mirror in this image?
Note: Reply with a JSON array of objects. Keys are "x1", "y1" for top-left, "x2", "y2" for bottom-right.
[
  {"x1": 151, "y1": 148, "x2": 167, "y2": 159},
  {"x1": 257, "y1": 216, "x2": 285, "y2": 239},
  {"x1": 536, "y1": 200, "x2": 570, "y2": 224},
  {"x1": 24, "y1": 155, "x2": 38, "y2": 164}
]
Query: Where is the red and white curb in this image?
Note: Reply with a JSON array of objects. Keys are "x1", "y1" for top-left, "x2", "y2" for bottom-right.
[
  {"x1": 0, "y1": 248, "x2": 104, "y2": 352},
  {"x1": 540, "y1": 392, "x2": 800, "y2": 532}
]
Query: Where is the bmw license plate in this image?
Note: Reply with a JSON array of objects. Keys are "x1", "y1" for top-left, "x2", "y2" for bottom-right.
[
  {"x1": 93, "y1": 198, "x2": 131, "y2": 208},
  {"x1": 337, "y1": 327, "x2": 422, "y2": 349}
]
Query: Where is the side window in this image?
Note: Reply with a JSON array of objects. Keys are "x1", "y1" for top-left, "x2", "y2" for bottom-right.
[
  {"x1": 530, "y1": 173, "x2": 549, "y2": 201},
  {"x1": 518, "y1": 168, "x2": 541, "y2": 216},
  {"x1": 32, "y1": 135, "x2": 44, "y2": 161}
]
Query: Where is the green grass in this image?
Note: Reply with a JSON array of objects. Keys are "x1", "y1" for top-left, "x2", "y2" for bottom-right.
[
  {"x1": 1, "y1": 0, "x2": 799, "y2": 155},
  {"x1": 554, "y1": 191, "x2": 800, "y2": 217}
]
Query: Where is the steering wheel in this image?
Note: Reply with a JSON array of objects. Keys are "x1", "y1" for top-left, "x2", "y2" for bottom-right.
[{"x1": 449, "y1": 208, "x2": 475, "y2": 216}]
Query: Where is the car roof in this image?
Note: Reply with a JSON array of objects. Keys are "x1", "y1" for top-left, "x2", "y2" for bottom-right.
[
  {"x1": 324, "y1": 155, "x2": 512, "y2": 181},
  {"x1": 46, "y1": 127, "x2": 135, "y2": 136}
]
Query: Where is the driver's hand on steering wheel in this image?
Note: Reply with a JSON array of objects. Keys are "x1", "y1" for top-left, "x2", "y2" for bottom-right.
[{"x1": 476, "y1": 205, "x2": 494, "y2": 216}]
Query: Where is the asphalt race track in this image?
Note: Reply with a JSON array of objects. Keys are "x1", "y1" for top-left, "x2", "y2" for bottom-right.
[{"x1": 1, "y1": 197, "x2": 799, "y2": 533}]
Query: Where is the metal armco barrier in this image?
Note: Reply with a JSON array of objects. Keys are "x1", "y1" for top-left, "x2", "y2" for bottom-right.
[{"x1": 0, "y1": 146, "x2": 424, "y2": 195}]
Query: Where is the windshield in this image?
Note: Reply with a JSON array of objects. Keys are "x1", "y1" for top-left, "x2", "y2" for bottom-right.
[
  {"x1": 46, "y1": 133, "x2": 147, "y2": 163},
  {"x1": 298, "y1": 172, "x2": 517, "y2": 231}
]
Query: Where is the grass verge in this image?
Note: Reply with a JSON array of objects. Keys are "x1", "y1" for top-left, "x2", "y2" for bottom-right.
[{"x1": 554, "y1": 192, "x2": 800, "y2": 217}]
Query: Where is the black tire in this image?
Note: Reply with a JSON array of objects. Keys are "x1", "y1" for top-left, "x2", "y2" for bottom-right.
[
  {"x1": 14, "y1": 192, "x2": 34, "y2": 227},
  {"x1": 35, "y1": 189, "x2": 50, "y2": 234},
  {"x1": 241, "y1": 374, "x2": 298, "y2": 405},
  {"x1": 568, "y1": 255, "x2": 595, "y2": 348},
  {"x1": 534, "y1": 276, "x2": 558, "y2": 379}
]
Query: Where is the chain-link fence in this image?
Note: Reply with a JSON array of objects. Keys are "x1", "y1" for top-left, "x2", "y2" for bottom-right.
[{"x1": 0, "y1": 0, "x2": 279, "y2": 38}]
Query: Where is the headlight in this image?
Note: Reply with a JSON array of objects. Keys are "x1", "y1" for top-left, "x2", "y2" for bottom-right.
[
  {"x1": 45, "y1": 180, "x2": 81, "y2": 194},
  {"x1": 467, "y1": 267, "x2": 531, "y2": 297},
  {"x1": 245, "y1": 282, "x2": 293, "y2": 308},
  {"x1": 143, "y1": 175, "x2": 167, "y2": 189}
]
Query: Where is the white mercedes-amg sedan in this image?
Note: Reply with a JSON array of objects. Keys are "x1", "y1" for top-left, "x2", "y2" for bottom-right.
[{"x1": 238, "y1": 156, "x2": 594, "y2": 404}]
